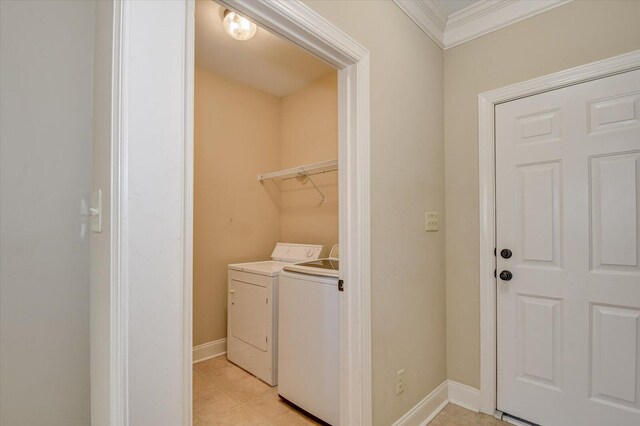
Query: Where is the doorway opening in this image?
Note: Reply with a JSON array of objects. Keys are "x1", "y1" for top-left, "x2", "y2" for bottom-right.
[
  {"x1": 192, "y1": 1, "x2": 339, "y2": 424},
  {"x1": 185, "y1": 1, "x2": 372, "y2": 425}
]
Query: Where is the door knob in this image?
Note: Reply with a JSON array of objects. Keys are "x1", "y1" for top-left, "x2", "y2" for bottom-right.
[
  {"x1": 500, "y1": 249, "x2": 512, "y2": 259},
  {"x1": 229, "y1": 289, "x2": 235, "y2": 294},
  {"x1": 499, "y1": 270, "x2": 513, "y2": 281}
]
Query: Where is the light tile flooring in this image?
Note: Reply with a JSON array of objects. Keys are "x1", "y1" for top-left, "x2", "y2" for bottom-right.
[
  {"x1": 193, "y1": 356, "x2": 508, "y2": 426},
  {"x1": 193, "y1": 356, "x2": 322, "y2": 425}
]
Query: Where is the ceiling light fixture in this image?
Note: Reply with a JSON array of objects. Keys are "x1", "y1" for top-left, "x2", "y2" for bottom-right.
[{"x1": 222, "y1": 10, "x2": 257, "y2": 41}]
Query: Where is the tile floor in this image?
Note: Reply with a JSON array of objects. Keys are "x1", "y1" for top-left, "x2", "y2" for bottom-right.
[
  {"x1": 193, "y1": 356, "x2": 508, "y2": 426},
  {"x1": 430, "y1": 403, "x2": 508, "y2": 426},
  {"x1": 193, "y1": 356, "x2": 322, "y2": 425}
]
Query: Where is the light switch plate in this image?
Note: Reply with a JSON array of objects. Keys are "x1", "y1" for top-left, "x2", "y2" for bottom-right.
[
  {"x1": 425, "y1": 212, "x2": 439, "y2": 232},
  {"x1": 91, "y1": 189, "x2": 102, "y2": 233},
  {"x1": 396, "y1": 369, "x2": 405, "y2": 395}
]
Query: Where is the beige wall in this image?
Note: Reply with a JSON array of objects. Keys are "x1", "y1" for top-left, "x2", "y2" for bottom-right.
[
  {"x1": 444, "y1": 0, "x2": 640, "y2": 389},
  {"x1": 0, "y1": 1, "x2": 94, "y2": 424},
  {"x1": 280, "y1": 73, "x2": 339, "y2": 255},
  {"x1": 194, "y1": 68, "x2": 338, "y2": 346},
  {"x1": 303, "y1": 2, "x2": 446, "y2": 425},
  {"x1": 194, "y1": 67, "x2": 282, "y2": 346}
]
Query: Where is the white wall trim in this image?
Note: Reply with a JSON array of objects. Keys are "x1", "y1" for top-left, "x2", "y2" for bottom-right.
[
  {"x1": 391, "y1": 380, "x2": 482, "y2": 426},
  {"x1": 111, "y1": 2, "x2": 194, "y2": 425},
  {"x1": 445, "y1": 0, "x2": 572, "y2": 48},
  {"x1": 393, "y1": 0, "x2": 445, "y2": 49},
  {"x1": 478, "y1": 50, "x2": 640, "y2": 415},
  {"x1": 393, "y1": 0, "x2": 572, "y2": 50},
  {"x1": 447, "y1": 381, "x2": 481, "y2": 413},
  {"x1": 182, "y1": 3, "x2": 195, "y2": 425},
  {"x1": 192, "y1": 339, "x2": 227, "y2": 364},
  {"x1": 110, "y1": 1, "x2": 128, "y2": 424},
  {"x1": 392, "y1": 381, "x2": 449, "y2": 426}
]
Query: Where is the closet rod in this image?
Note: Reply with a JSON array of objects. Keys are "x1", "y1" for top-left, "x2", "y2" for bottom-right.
[
  {"x1": 278, "y1": 168, "x2": 336, "y2": 181},
  {"x1": 257, "y1": 159, "x2": 338, "y2": 182}
]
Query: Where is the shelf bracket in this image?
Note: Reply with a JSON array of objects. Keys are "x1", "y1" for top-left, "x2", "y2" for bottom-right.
[{"x1": 299, "y1": 166, "x2": 326, "y2": 204}]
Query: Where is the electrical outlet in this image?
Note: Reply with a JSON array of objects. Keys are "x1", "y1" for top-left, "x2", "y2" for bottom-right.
[
  {"x1": 396, "y1": 369, "x2": 406, "y2": 395},
  {"x1": 425, "y1": 211, "x2": 439, "y2": 232}
]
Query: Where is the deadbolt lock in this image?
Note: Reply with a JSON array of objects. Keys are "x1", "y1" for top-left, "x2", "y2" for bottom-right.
[{"x1": 499, "y1": 270, "x2": 513, "y2": 281}]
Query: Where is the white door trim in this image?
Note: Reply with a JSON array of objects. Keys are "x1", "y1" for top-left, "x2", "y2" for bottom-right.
[
  {"x1": 110, "y1": 1, "x2": 127, "y2": 424},
  {"x1": 183, "y1": 2, "x2": 196, "y2": 425},
  {"x1": 478, "y1": 49, "x2": 640, "y2": 415},
  {"x1": 109, "y1": 0, "x2": 371, "y2": 425}
]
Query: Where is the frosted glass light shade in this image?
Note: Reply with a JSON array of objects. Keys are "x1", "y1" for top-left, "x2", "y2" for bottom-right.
[{"x1": 222, "y1": 10, "x2": 257, "y2": 41}]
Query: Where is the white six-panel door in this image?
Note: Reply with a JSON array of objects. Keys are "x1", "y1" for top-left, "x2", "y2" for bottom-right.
[{"x1": 496, "y1": 69, "x2": 640, "y2": 425}]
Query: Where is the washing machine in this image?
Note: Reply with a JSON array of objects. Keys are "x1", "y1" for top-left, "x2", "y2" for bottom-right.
[
  {"x1": 227, "y1": 242, "x2": 322, "y2": 386},
  {"x1": 278, "y1": 254, "x2": 340, "y2": 425}
]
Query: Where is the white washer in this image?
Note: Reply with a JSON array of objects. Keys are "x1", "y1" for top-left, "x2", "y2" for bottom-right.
[
  {"x1": 227, "y1": 243, "x2": 322, "y2": 386},
  {"x1": 278, "y1": 256, "x2": 340, "y2": 425}
]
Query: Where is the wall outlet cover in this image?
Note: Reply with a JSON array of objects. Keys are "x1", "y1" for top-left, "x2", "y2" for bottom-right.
[{"x1": 425, "y1": 211, "x2": 439, "y2": 232}]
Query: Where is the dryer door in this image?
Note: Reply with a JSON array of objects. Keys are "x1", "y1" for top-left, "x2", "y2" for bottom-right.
[{"x1": 229, "y1": 279, "x2": 268, "y2": 351}]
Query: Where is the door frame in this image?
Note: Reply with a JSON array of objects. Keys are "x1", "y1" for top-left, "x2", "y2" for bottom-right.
[
  {"x1": 478, "y1": 49, "x2": 640, "y2": 415},
  {"x1": 108, "y1": 0, "x2": 372, "y2": 425}
]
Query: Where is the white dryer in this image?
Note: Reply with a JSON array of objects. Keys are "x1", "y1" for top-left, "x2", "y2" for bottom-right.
[
  {"x1": 227, "y1": 243, "x2": 322, "y2": 386},
  {"x1": 278, "y1": 255, "x2": 340, "y2": 425}
]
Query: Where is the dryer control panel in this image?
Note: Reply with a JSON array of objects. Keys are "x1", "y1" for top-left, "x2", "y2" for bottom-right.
[{"x1": 270, "y1": 243, "x2": 323, "y2": 263}]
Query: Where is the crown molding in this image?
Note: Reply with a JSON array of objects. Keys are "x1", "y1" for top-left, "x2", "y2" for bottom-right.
[
  {"x1": 394, "y1": 0, "x2": 445, "y2": 48},
  {"x1": 394, "y1": 0, "x2": 573, "y2": 50},
  {"x1": 445, "y1": 0, "x2": 573, "y2": 48}
]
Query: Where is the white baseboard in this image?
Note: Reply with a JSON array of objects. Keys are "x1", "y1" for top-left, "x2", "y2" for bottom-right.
[
  {"x1": 392, "y1": 381, "x2": 449, "y2": 426},
  {"x1": 392, "y1": 380, "x2": 481, "y2": 425},
  {"x1": 193, "y1": 338, "x2": 227, "y2": 364},
  {"x1": 447, "y1": 380, "x2": 481, "y2": 412}
]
